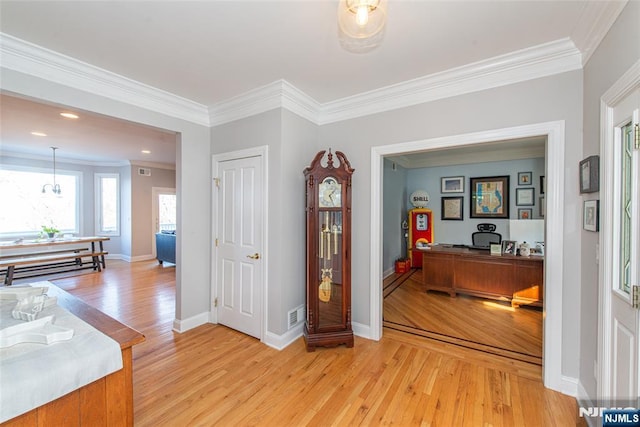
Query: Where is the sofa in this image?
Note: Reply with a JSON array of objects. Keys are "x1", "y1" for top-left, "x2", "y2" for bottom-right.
[{"x1": 155, "y1": 231, "x2": 176, "y2": 264}]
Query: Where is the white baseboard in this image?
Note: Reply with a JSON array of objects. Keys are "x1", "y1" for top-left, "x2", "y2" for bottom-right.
[
  {"x1": 353, "y1": 321, "x2": 372, "y2": 340},
  {"x1": 107, "y1": 253, "x2": 156, "y2": 263},
  {"x1": 263, "y1": 324, "x2": 304, "y2": 350},
  {"x1": 172, "y1": 311, "x2": 211, "y2": 333},
  {"x1": 261, "y1": 321, "x2": 371, "y2": 350},
  {"x1": 383, "y1": 267, "x2": 395, "y2": 279},
  {"x1": 576, "y1": 381, "x2": 598, "y2": 427},
  {"x1": 559, "y1": 375, "x2": 579, "y2": 397}
]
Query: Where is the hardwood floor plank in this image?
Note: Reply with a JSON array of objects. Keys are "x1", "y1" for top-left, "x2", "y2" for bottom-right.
[
  {"x1": 46, "y1": 260, "x2": 583, "y2": 426},
  {"x1": 384, "y1": 270, "x2": 543, "y2": 362}
]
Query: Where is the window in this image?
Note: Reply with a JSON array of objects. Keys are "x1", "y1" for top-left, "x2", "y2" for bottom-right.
[
  {"x1": 95, "y1": 173, "x2": 120, "y2": 236},
  {"x1": 0, "y1": 166, "x2": 81, "y2": 237}
]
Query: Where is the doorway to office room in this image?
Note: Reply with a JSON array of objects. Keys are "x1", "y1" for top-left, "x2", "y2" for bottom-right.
[{"x1": 371, "y1": 121, "x2": 566, "y2": 391}]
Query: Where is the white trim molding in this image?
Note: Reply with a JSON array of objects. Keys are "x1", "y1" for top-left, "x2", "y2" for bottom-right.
[
  {"x1": 371, "y1": 121, "x2": 566, "y2": 393},
  {"x1": 172, "y1": 311, "x2": 211, "y2": 333},
  {"x1": 2, "y1": 32, "x2": 585, "y2": 129},
  {"x1": 597, "y1": 59, "x2": 640, "y2": 410},
  {"x1": 0, "y1": 32, "x2": 210, "y2": 126}
]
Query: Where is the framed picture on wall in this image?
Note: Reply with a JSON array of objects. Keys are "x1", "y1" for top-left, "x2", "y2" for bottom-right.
[
  {"x1": 540, "y1": 176, "x2": 546, "y2": 194},
  {"x1": 441, "y1": 196, "x2": 464, "y2": 220},
  {"x1": 583, "y1": 200, "x2": 599, "y2": 232},
  {"x1": 518, "y1": 208, "x2": 532, "y2": 219},
  {"x1": 516, "y1": 188, "x2": 535, "y2": 206},
  {"x1": 579, "y1": 155, "x2": 599, "y2": 193},
  {"x1": 518, "y1": 171, "x2": 532, "y2": 185},
  {"x1": 469, "y1": 176, "x2": 510, "y2": 218},
  {"x1": 539, "y1": 196, "x2": 545, "y2": 217},
  {"x1": 441, "y1": 176, "x2": 464, "y2": 193}
]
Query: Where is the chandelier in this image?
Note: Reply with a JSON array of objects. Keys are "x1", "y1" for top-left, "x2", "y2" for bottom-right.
[
  {"x1": 337, "y1": 0, "x2": 387, "y2": 53},
  {"x1": 42, "y1": 147, "x2": 62, "y2": 195}
]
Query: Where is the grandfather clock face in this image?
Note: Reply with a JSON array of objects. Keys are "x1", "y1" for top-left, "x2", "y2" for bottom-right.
[{"x1": 319, "y1": 177, "x2": 341, "y2": 208}]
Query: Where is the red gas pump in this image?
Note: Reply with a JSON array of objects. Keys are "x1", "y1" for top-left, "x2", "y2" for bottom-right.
[{"x1": 408, "y1": 208, "x2": 434, "y2": 268}]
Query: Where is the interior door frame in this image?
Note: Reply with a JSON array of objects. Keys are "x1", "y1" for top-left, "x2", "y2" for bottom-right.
[
  {"x1": 151, "y1": 186, "x2": 176, "y2": 258},
  {"x1": 210, "y1": 145, "x2": 269, "y2": 342},
  {"x1": 598, "y1": 60, "x2": 640, "y2": 403},
  {"x1": 371, "y1": 120, "x2": 566, "y2": 393}
]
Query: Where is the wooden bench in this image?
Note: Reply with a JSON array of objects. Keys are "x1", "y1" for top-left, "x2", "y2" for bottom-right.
[{"x1": 0, "y1": 250, "x2": 108, "y2": 285}]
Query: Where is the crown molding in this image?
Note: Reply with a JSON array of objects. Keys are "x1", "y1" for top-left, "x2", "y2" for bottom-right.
[
  {"x1": 209, "y1": 80, "x2": 320, "y2": 126},
  {"x1": 0, "y1": 33, "x2": 210, "y2": 126},
  {"x1": 318, "y1": 38, "x2": 582, "y2": 125},
  {"x1": 571, "y1": 0, "x2": 627, "y2": 66},
  {"x1": 0, "y1": 32, "x2": 586, "y2": 129}
]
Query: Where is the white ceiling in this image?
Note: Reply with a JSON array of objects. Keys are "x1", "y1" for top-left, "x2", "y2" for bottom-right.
[{"x1": 0, "y1": 1, "x2": 624, "y2": 166}]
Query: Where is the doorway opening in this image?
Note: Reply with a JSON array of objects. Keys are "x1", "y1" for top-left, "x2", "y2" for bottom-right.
[
  {"x1": 370, "y1": 121, "x2": 566, "y2": 392},
  {"x1": 152, "y1": 187, "x2": 176, "y2": 260}
]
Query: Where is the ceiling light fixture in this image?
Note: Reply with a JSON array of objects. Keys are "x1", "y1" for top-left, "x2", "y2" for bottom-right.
[
  {"x1": 60, "y1": 112, "x2": 79, "y2": 119},
  {"x1": 31, "y1": 131, "x2": 47, "y2": 137},
  {"x1": 337, "y1": 0, "x2": 387, "y2": 53},
  {"x1": 141, "y1": 150, "x2": 151, "y2": 154},
  {"x1": 42, "y1": 147, "x2": 62, "y2": 195}
]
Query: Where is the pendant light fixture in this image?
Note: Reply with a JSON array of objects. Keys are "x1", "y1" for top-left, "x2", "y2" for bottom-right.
[
  {"x1": 337, "y1": 0, "x2": 387, "y2": 53},
  {"x1": 42, "y1": 147, "x2": 62, "y2": 195}
]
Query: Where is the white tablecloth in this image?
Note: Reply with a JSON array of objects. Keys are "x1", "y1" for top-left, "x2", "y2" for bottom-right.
[{"x1": 0, "y1": 291, "x2": 123, "y2": 422}]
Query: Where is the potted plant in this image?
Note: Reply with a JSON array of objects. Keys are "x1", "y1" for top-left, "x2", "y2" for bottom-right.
[
  {"x1": 394, "y1": 257, "x2": 411, "y2": 274},
  {"x1": 41, "y1": 225, "x2": 59, "y2": 239}
]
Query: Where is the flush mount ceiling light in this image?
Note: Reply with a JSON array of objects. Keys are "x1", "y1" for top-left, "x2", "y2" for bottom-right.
[
  {"x1": 337, "y1": 0, "x2": 387, "y2": 53},
  {"x1": 42, "y1": 147, "x2": 62, "y2": 195}
]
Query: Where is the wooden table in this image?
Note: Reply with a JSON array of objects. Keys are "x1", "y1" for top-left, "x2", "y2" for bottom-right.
[
  {"x1": 0, "y1": 237, "x2": 109, "y2": 285},
  {"x1": 417, "y1": 246, "x2": 544, "y2": 307},
  {"x1": 1, "y1": 282, "x2": 145, "y2": 426}
]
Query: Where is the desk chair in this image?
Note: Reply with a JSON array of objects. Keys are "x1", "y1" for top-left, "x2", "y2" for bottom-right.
[{"x1": 471, "y1": 223, "x2": 502, "y2": 248}]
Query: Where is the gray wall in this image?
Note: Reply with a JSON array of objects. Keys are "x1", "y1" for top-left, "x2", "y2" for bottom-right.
[
  {"x1": 211, "y1": 109, "x2": 319, "y2": 335},
  {"x1": 407, "y1": 157, "x2": 545, "y2": 243},
  {"x1": 580, "y1": 0, "x2": 640, "y2": 404},
  {"x1": 1, "y1": 69, "x2": 212, "y2": 322},
  {"x1": 382, "y1": 159, "x2": 408, "y2": 272},
  {"x1": 320, "y1": 70, "x2": 583, "y2": 378},
  {"x1": 130, "y1": 165, "x2": 176, "y2": 258}
]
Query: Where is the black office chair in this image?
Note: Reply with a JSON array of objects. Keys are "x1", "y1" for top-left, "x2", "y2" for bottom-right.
[{"x1": 472, "y1": 223, "x2": 502, "y2": 248}]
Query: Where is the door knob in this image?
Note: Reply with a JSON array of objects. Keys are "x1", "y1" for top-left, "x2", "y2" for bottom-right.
[{"x1": 246, "y1": 253, "x2": 260, "y2": 260}]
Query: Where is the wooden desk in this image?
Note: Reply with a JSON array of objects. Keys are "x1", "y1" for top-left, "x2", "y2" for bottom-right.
[
  {"x1": 417, "y1": 246, "x2": 544, "y2": 307},
  {"x1": 1, "y1": 282, "x2": 145, "y2": 426},
  {"x1": 0, "y1": 237, "x2": 109, "y2": 285}
]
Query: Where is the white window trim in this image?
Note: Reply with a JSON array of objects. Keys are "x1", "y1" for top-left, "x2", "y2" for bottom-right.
[
  {"x1": 0, "y1": 163, "x2": 82, "y2": 238},
  {"x1": 94, "y1": 172, "x2": 120, "y2": 237}
]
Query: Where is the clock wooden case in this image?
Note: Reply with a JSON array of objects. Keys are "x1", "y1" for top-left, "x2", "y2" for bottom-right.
[{"x1": 303, "y1": 149, "x2": 354, "y2": 351}]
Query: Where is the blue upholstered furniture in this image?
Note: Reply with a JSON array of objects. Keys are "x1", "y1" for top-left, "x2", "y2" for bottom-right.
[{"x1": 155, "y1": 231, "x2": 176, "y2": 264}]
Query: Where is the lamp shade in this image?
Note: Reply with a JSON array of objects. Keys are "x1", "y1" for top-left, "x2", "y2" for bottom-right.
[{"x1": 338, "y1": 0, "x2": 387, "y2": 53}]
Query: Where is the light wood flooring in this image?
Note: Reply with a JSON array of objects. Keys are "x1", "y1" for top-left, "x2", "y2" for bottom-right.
[
  {"x1": 49, "y1": 260, "x2": 583, "y2": 426},
  {"x1": 383, "y1": 270, "x2": 543, "y2": 365}
]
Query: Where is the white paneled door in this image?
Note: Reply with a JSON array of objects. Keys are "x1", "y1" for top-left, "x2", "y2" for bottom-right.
[
  {"x1": 214, "y1": 155, "x2": 263, "y2": 339},
  {"x1": 601, "y1": 81, "x2": 639, "y2": 409}
]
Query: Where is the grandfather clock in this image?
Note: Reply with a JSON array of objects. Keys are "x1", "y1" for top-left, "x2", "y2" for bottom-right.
[{"x1": 303, "y1": 149, "x2": 354, "y2": 351}]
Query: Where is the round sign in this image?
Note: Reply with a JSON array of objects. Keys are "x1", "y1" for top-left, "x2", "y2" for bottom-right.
[{"x1": 410, "y1": 190, "x2": 430, "y2": 207}]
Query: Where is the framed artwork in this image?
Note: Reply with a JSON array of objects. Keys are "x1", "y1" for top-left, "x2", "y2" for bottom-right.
[
  {"x1": 516, "y1": 187, "x2": 535, "y2": 206},
  {"x1": 469, "y1": 176, "x2": 510, "y2": 218},
  {"x1": 540, "y1": 176, "x2": 546, "y2": 194},
  {"x1": 580, "y1": 155, "x2": 599, "y2": 193},
  {"x1": 518, "y1": 208, "x2": 532, "y2": 219},
  {"x1": 583, "y1": 200, "x2": 599, "y2": 232},
  {"x1": 518, "y1": 171, "x2": 532, "y2": 185},
  {"x1": 441, "y1": 176, "x2": 464, "y2": 193},
  {"x1": 441, "y1": 196, "x2": 463, "y2": 220},
  {"x1": 539, "y1": 196, "x2": 545, "y2": 217},
  {"x1": 502, "y1": 240, "x2": 517, "y2": 255}
]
